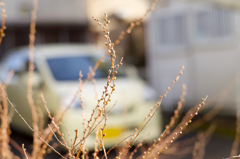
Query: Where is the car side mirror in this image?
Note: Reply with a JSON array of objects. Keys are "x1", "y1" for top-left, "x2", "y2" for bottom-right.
[
  {"x1": 20, "y1": 72, "x2": 44, "y2": 89},
  {"x1": 126, "y1": 65, "x2": 139, "y2": 78}
]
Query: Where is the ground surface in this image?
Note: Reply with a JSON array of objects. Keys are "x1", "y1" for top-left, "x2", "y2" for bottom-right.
[{"x1": 10, "y1": 115, "x2": 238, "y2": 159}]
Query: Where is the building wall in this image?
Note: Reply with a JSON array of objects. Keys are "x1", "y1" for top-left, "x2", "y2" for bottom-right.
[
  {"x1": 0, "y1": 25, "x2": 90, "y2": 60},
  {"x1": 145, "y1": 0, "x2": 240, "y2": 114}
]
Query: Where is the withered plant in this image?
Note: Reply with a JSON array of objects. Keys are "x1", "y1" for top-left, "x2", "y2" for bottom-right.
[{"x1": 2, "y1": 0, "x2": 238, "y2": 159}]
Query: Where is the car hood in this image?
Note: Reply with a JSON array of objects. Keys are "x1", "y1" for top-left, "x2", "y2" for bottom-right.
[{"x1": 52, "y1": 77, "x2": 146, "y2": 109}]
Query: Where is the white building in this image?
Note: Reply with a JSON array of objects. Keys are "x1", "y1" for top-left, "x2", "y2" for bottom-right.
[
  {"x1": 146, "y1": 0, "x2": 240, "y2": 114},
  {"x1": 1, "y1": 0, "x2": 150, "y2": 61}
]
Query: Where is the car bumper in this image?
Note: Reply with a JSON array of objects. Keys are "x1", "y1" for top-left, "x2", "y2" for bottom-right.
[{"x1": 61, "y1": 101, "x2": 162, "y2": 150}]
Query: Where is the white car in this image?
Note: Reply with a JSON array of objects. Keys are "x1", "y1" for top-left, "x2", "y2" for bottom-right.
[{"x1": 0, "y1": 44, "x2": 162, "y2": 149}]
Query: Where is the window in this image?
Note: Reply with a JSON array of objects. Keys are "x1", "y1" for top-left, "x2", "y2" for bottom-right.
[
  {"x1": 47, "y1": 55, "x2": 125, "y2": 81},
  {"x1": 156, "y1": 14, "x2": 187, "y2": 49},
  {"x1": 0, "y1": 51, "x2": 38, "y2": 81},
  {"x1": 2, "y1": 52, "x2": 38, "y2": 73},
  {"x1": 194, "y1": 7, "x2": 232, "y2": 41}
]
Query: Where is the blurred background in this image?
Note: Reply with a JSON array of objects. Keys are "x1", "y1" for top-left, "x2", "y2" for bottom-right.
[
  {"x1": 2, "y1": 0, "x2": 240, "y2": 158},
  {"x1": 2, "y1": 0, "x2": 240, "y2": 113},
  {"x1": 0, "y1": 0, "x2": 149, "y2": 67}
]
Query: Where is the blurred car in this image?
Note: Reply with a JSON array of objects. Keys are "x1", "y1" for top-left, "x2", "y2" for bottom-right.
[{"x1": 0, "y1": 44, "x2": 162, "y2": 149}]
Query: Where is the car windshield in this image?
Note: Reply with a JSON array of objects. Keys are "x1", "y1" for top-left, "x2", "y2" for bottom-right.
[{"x1": 47, "y1": 56, "x2": 125, "y2": 81}]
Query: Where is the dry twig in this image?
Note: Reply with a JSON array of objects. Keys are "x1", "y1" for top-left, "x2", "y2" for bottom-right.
[{"x1": 0, "y1": 0, "x2": 6, "y2": 44}]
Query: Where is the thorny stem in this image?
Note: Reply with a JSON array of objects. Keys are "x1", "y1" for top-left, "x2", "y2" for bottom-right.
[
  {"x1": 0, "y1": 10, "x2": 12, "y2": 159},
  {"x1": 152, "y1": 96, "x2": 208, "y2": 159},
  {"x1": 195, "y1": 123, "x2": 217, "y2": 159},
  {"x1": 1, "y1": 0, "x2": 162, "y2": 158},
  {"x1": 0, "y1": 0, "x2": 163, "y2": 158},
  {"x1": 27, "y1": 0, "x2": 71, "y2": 155},
  {"x1": 72, "y1": 129, "x2": 78, "y2": 155},
  {"x1": 41, "y1": 93, "x2": 72, "y2": 157},
  {"x1": 93, "y1": 14, "x2": 116, "y2": 159},
  {"x1": 48, "y1": 124, "x2": 68, "y2": 148},
  {"x1": 101, "y1": 138, "x2": 108, "y2": 159},
  {"x1": 62, "y1": 57, "x2": 121, "y2": 156},
  {"x1": 27, "y1": 0, "x2": 40, "y2": 158},
  {"x1": 36, "y1": 92, "x2": 44, "y2": 134},
  {"x1": 76, "y1": 71, "x2": 87, "y2": 159},
  {"x1": 74, "y1": 101, "x2": 117, "y2": 156},
  {"x1": 55, "y1": 0, "x2": 162, "y2": 154},
  {"x1": 192, "y1": 141, "x2": 200, "y2": 159},
  {"x1": 102, "y1": 135, "x2": 133, "y2": 159},
  {"x1": 144, "y1": 84, "x2": 187, "y2": 156},
  {"x1": 185, "y1": 79, "x2": 235, "y2": 134},
  {"x1": 9, "y1": 139, "x2": 31, "y2": 158},
  {"x1": 113, "y1": 0, "x2": 160, "y2": 46},
  {"x1": 22, "y1": 144, "x2": 29, "y2": 159},
  {"x1": 60, "y1": 123, "x2": 73, "y2": 149},
  {"x1": 116, "y1": 66, "x2": 185, "y2": 159},
  {"x1": 0, "y1": 84, "x2": 67, "y2": 159},
  {"x1": 0, "y1": 83, "x2": 12, "y2": 158},
  {"x1": 74, "y1": 92, "x2": 119, "y2": 157},
  {"x1": 63, "y1": 0, "x2": 161, "y2": 122},
  {"x1": 0, "y1": 0, "x2": 6, "y2": 45},
  {"x1": 128, "y1": 133, "x2": 151, "y2": 159},
  {"x1": 76, "y1": 13, "x2": 122, "y2": 159},
  {"x1": 86, "y1": 58, "x2": 122, "y2": 137}
]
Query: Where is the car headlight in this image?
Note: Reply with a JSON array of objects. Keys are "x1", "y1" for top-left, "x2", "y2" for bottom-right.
[
  {"x1": 143, "y1": 85, "x2": 157, "y2": 102},
  {"x1": 60, "y1": 95, "x2": 82, "y2": 109}
]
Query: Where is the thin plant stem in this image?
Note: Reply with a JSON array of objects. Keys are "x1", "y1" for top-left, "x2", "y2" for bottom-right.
[
  {"x1": 0, "y1": 84, "x2": 66, "y2": 159},
  {"x1": 0, "y1": 0, "x2": 6, "y2": 44}
]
